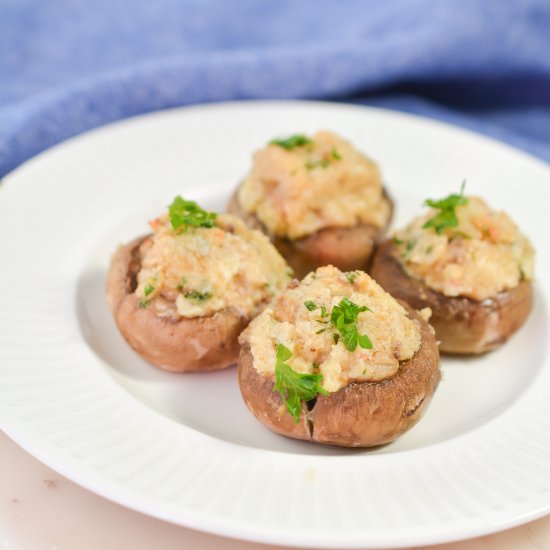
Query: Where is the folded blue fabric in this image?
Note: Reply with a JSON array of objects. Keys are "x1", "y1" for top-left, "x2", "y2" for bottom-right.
[{"x1": 1, "y1": 0, "x2": 549, "y2": 177}]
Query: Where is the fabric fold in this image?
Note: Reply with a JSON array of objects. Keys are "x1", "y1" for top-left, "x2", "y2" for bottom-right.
[{"x1": 2, "y1": 0, "x2": 550, "y2": 176}]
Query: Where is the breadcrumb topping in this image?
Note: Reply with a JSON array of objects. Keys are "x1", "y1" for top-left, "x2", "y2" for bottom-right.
[
  {"x1": 393, "y1": 196, "x2": 534, "y2": 300},
  {"x1": 135, "y1": 213, "x2": 291, "y2": 318},
  {"x1": 238, "y1": 131, "x2": 391, "y2": 239},
  {"x1": 240, "y1": 266, "x2": 421, "y2": 392}
]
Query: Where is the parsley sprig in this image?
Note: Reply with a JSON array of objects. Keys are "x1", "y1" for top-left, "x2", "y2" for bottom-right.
[
  {"x1": 274, "y1": 344, "x2": 328, "y2": 424},
  {"x1": 144, "y1": 284, "x2": 155, "y2": 297},
  {"x1": 423, "y1": 182, "x2": 469, "y2": 235},
  {"x1": 330, "y1": 298, "x2": 373, "y2": 352},
  {"x1": 168, "y1": 196, "x2": 217, "y2": 231},
  {"x1": 270, "y1": 134, "x2": 313, "y2": 150},
  {"x1": 184, "y1": 290, "x2": 212, "y2": 302}
]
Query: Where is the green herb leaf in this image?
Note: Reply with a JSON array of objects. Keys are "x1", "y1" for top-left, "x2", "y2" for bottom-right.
[
  {"x1": 320, "y1": 306, "x2": 328, "y2": 318},
  {"x1": 345, "y1": 271, "x2": 360, "y2": 284},
  {"x1": 357, "y1": 333, "x2": 373, "y2": 349},
  {"x1": 184, "y1": 290, "x2": 212, "y2": 302},
  {"x1": 274, "y1": 344, "x2": 328, "y2": 423},
  {"x1": 144, "y1": 284, "x2": 155, "y2": 297},
  {"x1": 304, "y1": 300, "x2": 318, "y2": 311},
  {"x1": 406, "y1": 239, "x2": 416, "y2": 252},
  {"x1": 392, "y1": 236, "x2": 404, "y2": 245},
  {"x1": 450, "y1": 231, "x2": 472, "y2": 241},
  {"x1": 330, "y1": 298, "x2": 373, "y2": 352},
  {"x1": 270, "y1": 135, "x2": 313, "y2": 150},
  {"x1": 331, "y1": 148, "x2": 341, "y2": 160},
  {"x1": 423, "y1": 182, "x2": 469, "y2": 235},
  {"x1": 176, "y1": 277, "x2": 187, "y2": 290},
  {"x1": 305, "y1": 159, "x2": 330, "y2": 170},
  {"x1": 169, "y1": 196, "x2": 217, "y2": 231},
  {"x1": 342, "y1": 329, "x2": 358, "y2": 351}
]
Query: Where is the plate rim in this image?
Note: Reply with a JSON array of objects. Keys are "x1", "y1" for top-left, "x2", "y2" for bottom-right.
[
  {"x1": 1, "y1": 99, "x2": 549, "y2": 549},
  {"x1": 3, "y1": 99, "x2": 549, "y2": 186}
]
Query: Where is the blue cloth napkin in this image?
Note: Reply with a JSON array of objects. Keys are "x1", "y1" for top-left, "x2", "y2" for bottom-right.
[{"x1": 1, "y1": 0, "x2": 550, "y2": 177}]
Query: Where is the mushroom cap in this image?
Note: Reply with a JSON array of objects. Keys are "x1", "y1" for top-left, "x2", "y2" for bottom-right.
[{"x1": 238, "y1": 302, "x2": 440, "y2": 447}]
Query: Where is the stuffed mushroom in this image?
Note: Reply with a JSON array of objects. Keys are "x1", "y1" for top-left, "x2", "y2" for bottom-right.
[
  {"x1": 107, "y1": 196, "x2": 292, "y2": 372},
  {"x1": 238, "y1": 265, "x2": 440, "y2": 447},
  {"x1": 370, "y1": 186, "x2": 535, "y2": 354},
  {"x1": 228, "y1": 131, "x2": 393, "y2": 278}
]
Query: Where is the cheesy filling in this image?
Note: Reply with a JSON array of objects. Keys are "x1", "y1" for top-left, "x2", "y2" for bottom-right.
[
  {"x1": 393, "y1": 196, "x2": 535, "y2": 301},
  {"x1": 240, "y1": 266, "x2": 422, "y2": 393},
  {"x1": 237, "y1": 131, "x2": 391, "y2": 240},
  {"x1": 135, "y1": 213, "x2": 291, "y2": 319}
]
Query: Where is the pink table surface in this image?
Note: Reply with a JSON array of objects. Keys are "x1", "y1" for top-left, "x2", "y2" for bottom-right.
[{"x1": 1, "y1": 431, "x2": 549, "y2": 550}]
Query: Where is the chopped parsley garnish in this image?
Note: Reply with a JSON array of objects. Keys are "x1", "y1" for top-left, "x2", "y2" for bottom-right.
[
  {"x1": 305, "y1": 159, "x2": 330, "y2": 170},
  {"x1": 176, "y1": 277, "x2": 187, "y2": 290},
  {"x1": 331, "y1": 148, "x2": 342, "y2": 160},
  {"x1": 423, "y1": 182, "x2": 469, "y2": 235},
  {"x1": 316, "y1": 328, "x2": 327, "y2": 334},
  {"x1": 451, "y1": 231, "x2": 472, "y2": 241},
  {"x1": 330, "y1": 298, "x2": 373, "y2": 352},
  {"x1": 144, "y1": 284, "x2": 155, "y2": 297},
  {"x1": 184, "y1": 290, "x2": 212, "y2": 302},
  {"x1": 270, "y1": 134, "x2": 313, "y2": 150},
  {"x1": 274, "y1": 344, "x2": 328, "y2": 423},
  {"x1": 304, "y1": 300, "x2": 328, "y2": 319},
  {"x1": 138, "y1": 300, "x2": 149, "y2": 309},
  {"x1": 345, "y1": 271, "x2": 360, "y2": 284},
  {"x1": 406, "y1": 239, "x2": 416, "y2": 252},
  {"x1": 392, "y1": 236, "x2": 404, "y2": 245},
  {"x1": 304, "y1": 300, "x2": 328, "y2": 325},
  {"x1": 168, "y1": 196, "x2": 217, "y2": 231}
]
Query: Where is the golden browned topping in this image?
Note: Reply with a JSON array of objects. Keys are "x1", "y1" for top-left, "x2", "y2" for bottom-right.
[
  {"x1": 135, "y1": 205, "x2": 291, "y2": 319},
  {"x1": 237, "y1": 131, "x2": 391, "y2": 239},
  {"x1": 240, "y1": 266, "x2": 421, "y2": 393},
  {"x1": 393, "y1": 195, "x2": 535, "y2": 300}
]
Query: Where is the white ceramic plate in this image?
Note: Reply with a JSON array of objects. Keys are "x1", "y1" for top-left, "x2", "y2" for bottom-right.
[{"x1": 1, "y1": 101, "x2": 549, "y2": 549}]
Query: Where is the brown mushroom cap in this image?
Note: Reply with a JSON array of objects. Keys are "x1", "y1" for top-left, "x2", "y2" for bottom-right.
[
  {"x1": 370, "y1": 241, "x2": 533, "y2": 355},
  {"x1": 106, "y1": 235, "x2": 247, "y2": 372},
  {"x1": 238, "y1": 302, "x2": 440, "y2": 448},
  {"x1": 227, "y1": 190, "x2": 392, "y2": 279}
]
